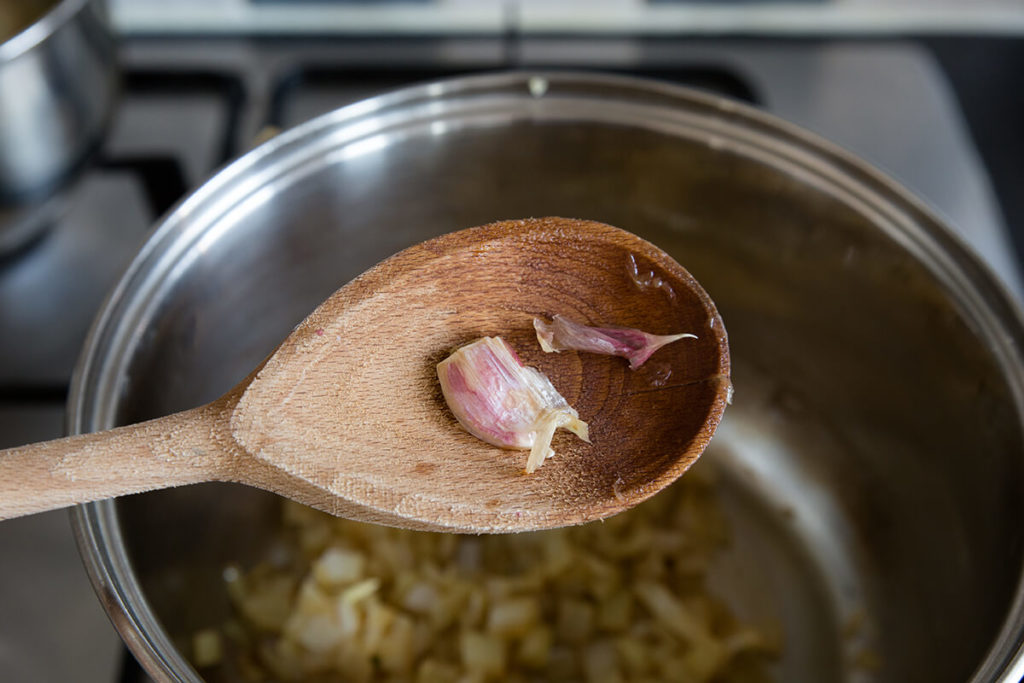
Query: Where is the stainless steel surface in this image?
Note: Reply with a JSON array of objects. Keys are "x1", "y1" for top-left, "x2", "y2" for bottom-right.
[
  {"x1": 516, "y1": 39, "x2": 1024, "y2": 303},
  {"x1": 125, "y1": 38, "x2": 1021, "y2": 300},
  {"x1": 67, "y1": 72, "x2": 1024, "y2": 682},
  {"x1": 0, "y1": 0, "x2": 117, "y2": 245},
  {"x1": 0, "y1": 35, "x2": 1018, "y2": 683}
]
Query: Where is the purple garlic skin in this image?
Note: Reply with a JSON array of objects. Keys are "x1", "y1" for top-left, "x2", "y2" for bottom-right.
[
  {"x1": 437, "y1": 336, "x2": 589, "y2": 473},
  {"x1": 533, "y1": 314, "x2": 697, "y2": 370}
]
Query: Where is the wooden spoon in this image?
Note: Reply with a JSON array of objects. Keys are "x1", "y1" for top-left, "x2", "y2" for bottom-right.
[{"x1": 0, "y1": 217, "x2": 730, "y2": 532}]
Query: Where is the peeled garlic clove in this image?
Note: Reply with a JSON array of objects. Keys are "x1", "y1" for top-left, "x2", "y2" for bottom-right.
[
  {"x1": 533, "y1": 315, "x2": 696, "y2": 370},
  {"x1": 436, "y1": 336, "x2": 589, "y2": 473}
]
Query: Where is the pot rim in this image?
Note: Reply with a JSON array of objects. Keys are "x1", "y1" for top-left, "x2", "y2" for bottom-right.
[
  {"x1": 66, "y1": 70, "x2": 1024, "y2": 683},
  {"x1": 0, "y1": 0, "x2": 91, "y2": 62}
]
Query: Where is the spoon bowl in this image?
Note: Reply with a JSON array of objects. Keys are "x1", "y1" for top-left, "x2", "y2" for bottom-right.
[{"x1": 0, "y1": 217, "x2": 730, "y2": 532}]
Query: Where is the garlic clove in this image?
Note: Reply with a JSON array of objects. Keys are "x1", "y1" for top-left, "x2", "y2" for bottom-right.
[
  {"x1": 437, "y1": 336, "x2": 589, "y2": 473},
  {"x1": 533, "y1": 315, "x2": 696, "y2": 370}
]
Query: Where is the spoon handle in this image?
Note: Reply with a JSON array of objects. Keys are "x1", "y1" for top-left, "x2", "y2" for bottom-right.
[{"x1": 0, "y1": 402, "x2": 233, "y2": 520}]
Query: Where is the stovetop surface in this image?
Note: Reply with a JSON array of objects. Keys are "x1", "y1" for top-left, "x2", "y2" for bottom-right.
[{"x1": 0, "y1": 35, "x2": 1020, "y2": 682}]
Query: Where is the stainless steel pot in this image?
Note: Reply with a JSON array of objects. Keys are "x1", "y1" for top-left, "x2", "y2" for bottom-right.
[
  {"x1": 69, "y1": 73, "x2": 1024, "y2": 682},
  {"x1": 0, "y1": 0, "x2": 117, "y2": 250}
]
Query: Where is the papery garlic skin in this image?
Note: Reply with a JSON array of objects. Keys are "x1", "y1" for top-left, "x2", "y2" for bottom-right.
[
  {"x1": 437, "y1": 336, "x2": 589, "y2": 473},
  {"x1": 534, "y1": 314, "x2": 697, "y2": 370}
]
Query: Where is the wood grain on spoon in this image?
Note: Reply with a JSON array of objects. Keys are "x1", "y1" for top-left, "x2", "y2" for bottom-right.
[{"x1": 0, "y1": 217, "x2": 730, "y2": 532}]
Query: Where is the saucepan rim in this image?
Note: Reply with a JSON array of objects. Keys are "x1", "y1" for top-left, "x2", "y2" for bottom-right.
[
  {"x1": 0, "y1": 0, "x2": 91, "y2": 62},
  {"x1": 66, "y1": 70, "x2": 1024, "y2": 683}
]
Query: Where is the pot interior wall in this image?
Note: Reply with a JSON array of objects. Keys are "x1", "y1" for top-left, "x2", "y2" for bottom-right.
[{"x1": 107, "y1": 116, "x2": 1023, "y2": 681}]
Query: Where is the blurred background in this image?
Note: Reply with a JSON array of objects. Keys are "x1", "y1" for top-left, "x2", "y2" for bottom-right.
[{"x1": 1, "y1": 0, "x2": 1022, "y2": 681}]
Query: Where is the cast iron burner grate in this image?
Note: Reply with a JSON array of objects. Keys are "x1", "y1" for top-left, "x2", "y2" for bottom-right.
[
  {"x1": 0, "y1": 68, "x2": 247, "y2": 411},
  {"x1": 0, "y1": 151, "x2": 188, "y2": 408},
  {"x1": 121, "y1": 69, "x2": 247, "y2": 169}
]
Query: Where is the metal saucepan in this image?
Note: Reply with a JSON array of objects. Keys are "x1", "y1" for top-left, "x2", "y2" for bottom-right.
[
  {"x1": 69, "y1": 73, "x2": 1024, "y2": 682},
  {"x1": 0, "y1": 0, "x2": 117, "y2": 250}
]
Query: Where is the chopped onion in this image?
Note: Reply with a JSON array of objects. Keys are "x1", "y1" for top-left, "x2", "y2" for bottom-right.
[{"x1": 212, "y1": 467, "x2": 781, "y2": 682}]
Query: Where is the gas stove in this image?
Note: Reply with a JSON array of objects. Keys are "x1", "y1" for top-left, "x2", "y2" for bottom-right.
[{"x1": 0, "y1": 34, "x2": 1020, "y2": 682}]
